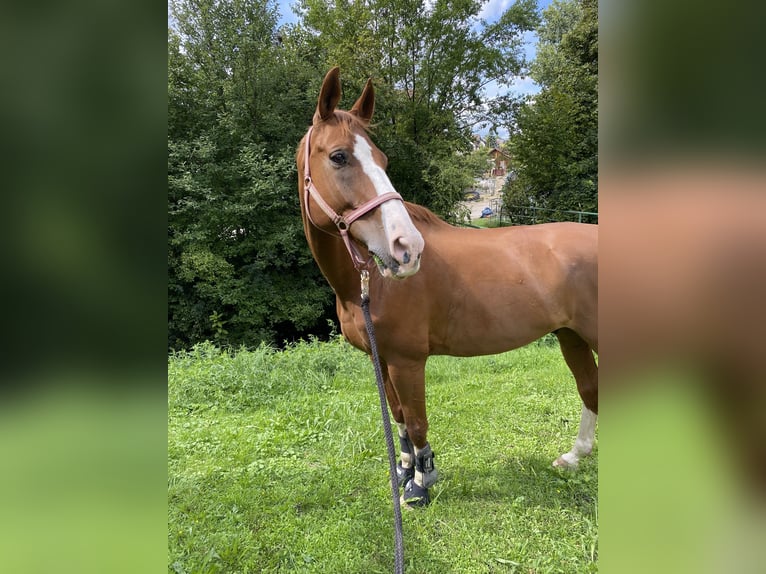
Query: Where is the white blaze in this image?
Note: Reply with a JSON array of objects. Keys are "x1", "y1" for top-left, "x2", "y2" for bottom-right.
[
  {"x1": 352, "y1": 134, "x2": 395, "y2": 196},
  {"x1": 353, "y1": 134, "x2": 414, "y2": 237},
  {"x1": 351, "y1": 133, "x2": 424, "y2": 277}
]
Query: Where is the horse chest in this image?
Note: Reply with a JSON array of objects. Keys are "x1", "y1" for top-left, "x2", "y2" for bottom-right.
[{"x1": 336, "y1": 300, "x2": 369, "y2": 352}]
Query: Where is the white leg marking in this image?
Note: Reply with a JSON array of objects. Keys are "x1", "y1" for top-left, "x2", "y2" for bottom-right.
[{"x1": 553, "y1": 404, "x2": 597, "y2": 468}]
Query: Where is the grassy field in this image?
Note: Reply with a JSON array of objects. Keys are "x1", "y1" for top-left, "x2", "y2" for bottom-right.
[{"x1": 168, "y1": 337, "x2": 597, "y2": 573}]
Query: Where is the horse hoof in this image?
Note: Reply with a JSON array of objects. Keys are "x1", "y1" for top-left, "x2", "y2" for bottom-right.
[
  {"x1": 402, "y1": 479, "x2": 430, "y2": 507},
  {"x1": 552, "y1": 454, "x2": 578, "y2": 469},
  {"x1": 396, "y1": 463, "x2": 414, "y2": 488}
]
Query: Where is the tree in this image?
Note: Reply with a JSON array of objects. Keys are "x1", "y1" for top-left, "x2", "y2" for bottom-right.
[
  {"x1": 296, "y1": 0, "x2": 538, "y2": 220},
  {"x1": 168, "y1": 0, "x2": 334, "y2": 349},
  {"x1": 504, "y1": 0, "x2": 597, "y2": 215}
]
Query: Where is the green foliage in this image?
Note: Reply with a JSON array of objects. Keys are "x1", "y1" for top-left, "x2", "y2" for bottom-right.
[
  {"x1": 168, "y1": 340, "x2": 598, "y2": 572},
  {"x1": 504, "y1": 0, "x2": 597, "y2": 214},
  {"x1": 297, "y1": 0, "x2": 538, "y2": 219},
  {"x1": 168, "y1": 1, "x2": 335, "y2": 350}
]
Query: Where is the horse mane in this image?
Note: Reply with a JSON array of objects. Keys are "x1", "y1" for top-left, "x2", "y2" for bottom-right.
[{"x1": 405, "y1": 201, "x2": 451, "y2": 228}]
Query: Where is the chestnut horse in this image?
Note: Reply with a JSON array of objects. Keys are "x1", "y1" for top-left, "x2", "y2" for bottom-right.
[{"x1": 297, "y1": 68, "x2": 598, "y2": 506}]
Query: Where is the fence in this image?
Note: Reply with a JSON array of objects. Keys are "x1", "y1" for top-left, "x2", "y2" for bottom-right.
[{"x1": 487, "y1": 198, "x2": 598, "y2": 225}]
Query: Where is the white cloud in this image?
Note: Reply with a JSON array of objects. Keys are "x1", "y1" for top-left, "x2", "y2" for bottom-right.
[
  {"x1": 509, "y1": 75, "x2": 540, "y2": 96},
  {"x1": 484, "y1": 73, "x2": 540, "y2": 101},
  {"x1": 479, "y1": 0, "x2": 514, "y2": 23}
]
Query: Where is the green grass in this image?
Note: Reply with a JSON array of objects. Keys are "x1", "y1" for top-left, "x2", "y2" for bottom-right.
[
  {"x1": 168, "y1": 337, "x2": 597, "y2": 574},
  {"x1": 471, "y1": 218, "x2": 512, "y2": 228}
]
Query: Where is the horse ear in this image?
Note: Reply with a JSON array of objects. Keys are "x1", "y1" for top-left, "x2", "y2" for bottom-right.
[
  {"x1": 350, "y1": 78, "x2": 375, "y2": 124},
  {"x1": 314, "y1": 66, "x2": 342, "y2": 124}
]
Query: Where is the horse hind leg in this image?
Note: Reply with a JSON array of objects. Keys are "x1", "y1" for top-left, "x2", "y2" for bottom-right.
[
  {"x1": 553, "y1": 328, "x2": 598, "y2": 469},
  {"x1": 554, "y1": 403, "x2": 597, "y2": 469}
]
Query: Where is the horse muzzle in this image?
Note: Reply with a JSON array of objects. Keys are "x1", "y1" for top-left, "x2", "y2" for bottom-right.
[
  {"x1": 372, "y1": 250, "x2": 422, "y2": 279},
  {"x1": 372, "y1": 229, "x2": 423, "y2": 279}
]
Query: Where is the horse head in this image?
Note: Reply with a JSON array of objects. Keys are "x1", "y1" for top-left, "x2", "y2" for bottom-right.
[{"x1": 300, "y1": 67, "x2": 424, "y2": 279}]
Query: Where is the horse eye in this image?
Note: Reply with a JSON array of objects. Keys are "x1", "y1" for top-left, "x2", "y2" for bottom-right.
[{"x1": 329, "y1": 151, "x2": 347, "y2": 166}]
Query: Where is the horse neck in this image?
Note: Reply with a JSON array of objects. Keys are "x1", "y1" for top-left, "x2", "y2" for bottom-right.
[
  {"x1": 297, "y1": 143, "x2": 358, "y2": 302},
  {"x1": 300, "y1": 205, "x2": 362, "y2": 304}
]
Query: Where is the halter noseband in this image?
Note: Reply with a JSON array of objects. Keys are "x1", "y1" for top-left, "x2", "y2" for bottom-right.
[{"x1": 302, "y1": 126, "x2": 404, "y2": 271}]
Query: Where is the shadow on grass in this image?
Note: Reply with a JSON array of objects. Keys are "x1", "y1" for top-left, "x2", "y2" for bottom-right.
[{"x1": 432, "y1": 453, "x2": 597, "y2": 512}]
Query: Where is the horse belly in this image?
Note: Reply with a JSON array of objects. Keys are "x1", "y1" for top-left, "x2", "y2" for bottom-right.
[
  {"x1": 433, "y1": 330, "x2": 548, "y2": 357},
  {"x1": 432, "y1": 293, "x2": 558, "y2": 357}
]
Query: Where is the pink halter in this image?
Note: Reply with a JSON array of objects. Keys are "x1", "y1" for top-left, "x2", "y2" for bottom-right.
[{"x1": 302, "y1": 126, "x2": 404, "y2": 271}]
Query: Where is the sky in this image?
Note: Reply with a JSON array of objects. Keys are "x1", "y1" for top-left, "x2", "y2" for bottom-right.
[
  {"x1": 478, "y1": 0, "x2": 553, "y2": 97},
  {"x1": 274, "y1": 0, "x2": 554, "y2": 137}
]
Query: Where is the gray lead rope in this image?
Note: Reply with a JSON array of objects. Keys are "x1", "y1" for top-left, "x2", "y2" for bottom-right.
[{"x1": 360, "y1": 270, "x2": 405, "y2": 574}]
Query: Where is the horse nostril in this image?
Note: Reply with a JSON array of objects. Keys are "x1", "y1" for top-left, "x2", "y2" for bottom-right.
[{"x1": 392, "y1": 236, "x2": 411, "y2": 265}]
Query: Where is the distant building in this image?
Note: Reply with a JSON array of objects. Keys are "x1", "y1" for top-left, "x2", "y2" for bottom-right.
[{"x1": 488, "y1": 147, "x2": 511, "y2": 177}]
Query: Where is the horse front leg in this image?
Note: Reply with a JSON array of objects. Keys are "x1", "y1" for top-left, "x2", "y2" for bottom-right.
[
  {"x1": 387, "y1": 360, "x2": 438, "y2": 507},
  {"x1": 378, "y1": 360, "x2": 415, "y2": 488}
]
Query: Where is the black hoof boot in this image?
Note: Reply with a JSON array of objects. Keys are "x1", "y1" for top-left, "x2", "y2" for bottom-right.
[
  {"x1": 402, "y1": 479, "x2": 430, "y2": 507},
  {"x1": 396, "y1": 463, "x2": 414, "y2": 488}
]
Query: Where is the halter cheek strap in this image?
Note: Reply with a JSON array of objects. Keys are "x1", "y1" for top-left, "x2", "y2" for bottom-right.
[{"x1": 302, "y1": 126, "x2": 404, "y2": 271}]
